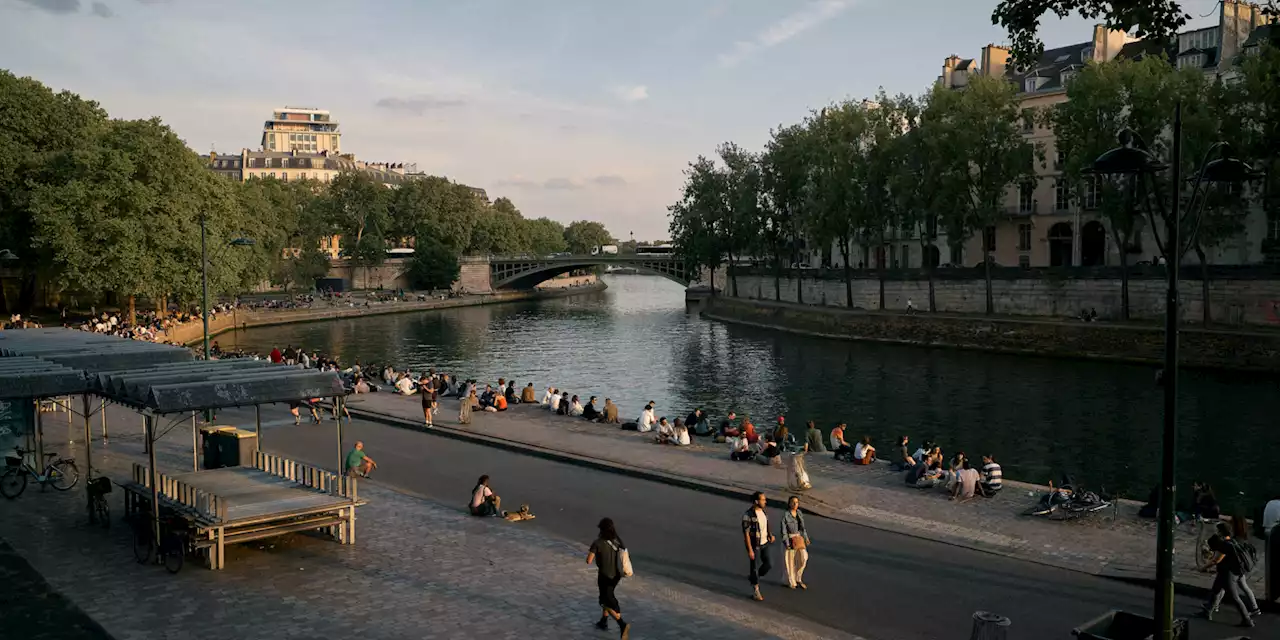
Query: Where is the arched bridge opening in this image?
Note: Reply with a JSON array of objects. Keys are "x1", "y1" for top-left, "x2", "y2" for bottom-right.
[{"x1": 489, "y1": 256, "x2": 693, "y2": 290}]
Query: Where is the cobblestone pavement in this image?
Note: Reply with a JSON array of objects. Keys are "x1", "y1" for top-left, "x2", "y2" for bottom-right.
[
  {"x1": 347, "y1": 393, "x2": 1261, "y2": 594},
  {"x1": 0, "y1": 417, "x2": 858, "y2": 640},
  {"x1": 0, "y1": 539, "x2": 112, "y2": 640}
]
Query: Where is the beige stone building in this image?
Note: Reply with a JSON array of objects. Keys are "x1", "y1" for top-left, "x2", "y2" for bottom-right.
[
  {"x1": 942, "y1": 0, "x2": 1272, "y2": 268},
  {"x1": 261, "y1": 106, "x2": 341, "y2": 155}
]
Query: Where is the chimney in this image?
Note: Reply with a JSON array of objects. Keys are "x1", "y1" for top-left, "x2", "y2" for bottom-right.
[
  {"x1": 981, "y1": 44, "x2": 1010, "y2": 78},
  {"x1": 941, "y1": 55, "x2": 959, "y2": 87}
]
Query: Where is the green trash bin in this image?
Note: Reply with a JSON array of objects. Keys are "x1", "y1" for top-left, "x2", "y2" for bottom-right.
[
  {"x1": 1072, "y1": 611, "x2": 1188, "y2": 640},
  {"x1": 218, "y1": 428, "x2": 258, "y2": 467},
  {"x1": 200, "y1": 426, "x2": 234, "y2": 469}
]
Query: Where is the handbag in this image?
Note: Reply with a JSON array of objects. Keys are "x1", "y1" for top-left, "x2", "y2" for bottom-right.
[
  {"x1": 610, "y1": 540, "x2": 634, "y2": 578},
  {"x1": 791, "y1": 535, "x2": 806, "y2": 551}
]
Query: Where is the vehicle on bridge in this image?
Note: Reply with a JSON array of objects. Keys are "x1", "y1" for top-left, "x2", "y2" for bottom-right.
[
  {"x1": 635, "y1": 244, "x2": 674, "y2": 257},
  {"x1": 591, "y1": 245, "x2": 619, "y2": 256}
]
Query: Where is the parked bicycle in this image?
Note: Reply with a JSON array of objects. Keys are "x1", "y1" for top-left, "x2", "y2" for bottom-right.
[
  {"x1": 131, "y1": 514, "x2": 190, "y2": 574},
  {"x1": 88, "y1": 473, "x2": 112, "y2": 529},
  {"x1": 0, "y1": 447, "x2": 79, "y2": 499}
]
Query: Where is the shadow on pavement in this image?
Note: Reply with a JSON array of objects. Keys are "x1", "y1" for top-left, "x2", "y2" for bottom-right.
[{"x1": 0, "y1": 538, "x2": 114, "y2": 640}]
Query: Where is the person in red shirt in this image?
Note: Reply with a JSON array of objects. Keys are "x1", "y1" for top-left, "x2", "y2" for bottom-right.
[
  {"x1": 269, "y1": 347, "x2": 283, "y2": 364},
  {"x1": 743, "y1": 417, "x2": 758, "y2": 445}
]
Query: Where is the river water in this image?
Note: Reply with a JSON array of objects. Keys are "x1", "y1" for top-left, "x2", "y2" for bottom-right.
[{"x1": 223, "y1": 275, "x2": 1278, "y2": 513}]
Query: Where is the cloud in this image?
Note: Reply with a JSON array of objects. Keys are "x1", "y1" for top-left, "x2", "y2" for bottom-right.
[
  {"x1": 542, "y1": 177, "x2": 581, "y2": 190},
  {"x1": 374, "y1": 95, "x2": 468, "y2": 115},
  {"x1": 494, "y1": 176, "x2": 538, "y2": 189},
  {"x1": 589, "y1": 175, "x2": 627, "y2": 187},
  {"x1": 90, "y1": 1, "x2": 111, "y2": 17},
  {"x1": 717, "y1": 0, "x2": 852, "y2": 68},
  {"x1": 17, "y1": 0, "x2": 81, "y2": 14},
  {"x1": 610, "y1": 84, "x2": 649, "y2": 103}
]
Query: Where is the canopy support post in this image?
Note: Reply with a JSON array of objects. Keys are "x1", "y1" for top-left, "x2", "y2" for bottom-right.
[
  {"x1": 100, "y1": 398, "x2": 107, "y2": 440},
  {"x1": 147, "y1": 414, "x2": 161, "y2": 561},
  {"x1": 255, "y1": 405, "x2": 262, "y2": 451},
  {"x1": 335, "y1": 395, "x2": 344, "y2": 473},
  {"x1": 191, "y1": 412, "x2": 198, "y2": 472},
  {"x1": 82, "y1": 394, "x2": 93, "y2": 523}
]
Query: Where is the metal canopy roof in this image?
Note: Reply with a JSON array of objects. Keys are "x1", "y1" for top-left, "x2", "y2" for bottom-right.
[
  {"x1": 0, "y1": 328, "x2": 344, "y2": 412},
  {"x1": 0, "y1": 356, "x2": 91, "y2": 399}
]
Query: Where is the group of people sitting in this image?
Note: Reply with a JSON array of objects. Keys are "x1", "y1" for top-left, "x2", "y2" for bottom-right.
[
  {"x1": 891, "y1": 438, "x2": 1003, "y2": 501},
  {"x1": 539, "y1": 387, "x2": 622, "y2": 424}
]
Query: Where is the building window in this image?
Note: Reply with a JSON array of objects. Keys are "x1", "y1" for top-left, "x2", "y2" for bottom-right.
[
  {"x1": 983, "y1": 226, "x2": 996, "y2": 252},
  {"x1": 1083, "y1": 176, "x2": 1099, "y2": 209},
  {"x1": 1055, "y1": 150, "x2": 1065, "y2": 170},
  {"x1": 901, "y1": 245, "x2": 910, "y2": 268},
  {"x1": 1270, "y1": 218, "x2": 1280, "y2": 240},
  {"x1": 1019, "y1": 182, "x2": 1035, "y2": 213},
  {"x1": 1018, "y1": 254, "x2": 1031, "y2": 268},
  {"x1": 281, "y1": 173, "x2": 288, "y2": 182},
  {"x1": 1018, "y1": 224, "x2": 1032, "y2": 251},
  {"x1": 1055, "y1": 179, "x2": 1070, "y2": 211},
  {"x1": 269, "y1": 172, "x2": 276, "y2": 179}
]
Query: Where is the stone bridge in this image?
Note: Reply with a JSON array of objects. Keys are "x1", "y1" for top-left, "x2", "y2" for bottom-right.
[{"x1": 487, "y1": 255, "x2": 692, "y2": 290}]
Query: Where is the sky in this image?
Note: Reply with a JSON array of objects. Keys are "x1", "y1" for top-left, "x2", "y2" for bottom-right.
[{"x1": 0, "y1": 0, "x2": 1226, "y2": 240}]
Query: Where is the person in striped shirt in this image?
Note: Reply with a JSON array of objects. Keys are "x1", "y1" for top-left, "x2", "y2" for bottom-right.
[{"x1": 980, "y1": 455, "x2": 1003, "y2": 496}]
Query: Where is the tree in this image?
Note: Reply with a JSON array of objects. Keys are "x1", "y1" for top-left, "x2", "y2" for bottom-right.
[
  {"x1": 669, "y1": 157, "x2": 726, "y2": 293},
  {"x1": 863, "y1": 92, "x2": 915, "y2": 310},
  {"x1": 406, "y1": 237, "x2": 460, "y2": 291},
  {"x1": 322, "y1": 171, "x2": 390, "y2": 288},
  {"x1": 900, "y1": 89, "x2": 960, "y2": 311},
  {"x1": 805, "y1": 101, "x2": 871, "y2": 308},
  {"x1": 761, "y1": 123, "x2": 811, "y2": 302},
  {"x1": 1049, "y1": 56, "x2": 1217, "y2": 319},
  {"x1": 0, "y1": 70, "x2": 109, "y2": 313},
  {"x1": 1236, "y1": 43, "x2": 1280, "y2": 265},
  {"x1": 525, "y1": 217, "x2": 568, "y2": 255},
  {"x1": 272, "y1": 246, "x2": 331, "y2": 293},
  {"x1": 716, "y1": 143, "x2": 762, "y2": 298},
  {"x1": 940, "y1": 74, "x2": 1040, "y2": 314},
  {"x1": 562, "y1": 220, "x2": 614, "y2": 255},
  {"x1": 992, "y1": 1, "x2": 1193, "y2": 67},
  {"x1": 388, "y1": 176, "x2": 482, "y2": 255},
  {"x1": 469, "y1": 197, "x2": 529, "y2": 255}
]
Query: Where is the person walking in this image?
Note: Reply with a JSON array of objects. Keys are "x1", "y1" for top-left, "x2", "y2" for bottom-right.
[
  {"x1": 780, "y1": 496, "x2": 811, "y2": 589},
  {"x1": 585, "y1": 518, "x2": 631, "y2": 638},
  {"x1": 742, "y1": 491, "x2": 775, "y2": 601},
  {"x1": 1200, "y1": 521, "x2": 1260, "y2": 627}
]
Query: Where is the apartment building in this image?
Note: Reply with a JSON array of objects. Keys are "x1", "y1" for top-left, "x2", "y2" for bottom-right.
[
  {"x1": 942, "y1": 0, "x2": 1272, "y2": 268},
  {"x1": 261, "y1": 106, "x2": 341, "y2": 155}
]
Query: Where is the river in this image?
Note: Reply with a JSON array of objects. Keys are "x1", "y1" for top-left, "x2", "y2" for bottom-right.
[{"x1": 222, "y1": 275, "x2": 1278, "y2": 513}]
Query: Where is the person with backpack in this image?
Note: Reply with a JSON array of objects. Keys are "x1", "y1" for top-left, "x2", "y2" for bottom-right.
[
  {"x1": 1199, "y1": 521, "x2": 1260, "y2": 628},
  {"x1": 585, "y1": 517, "x2": 631, "y2": 638}
]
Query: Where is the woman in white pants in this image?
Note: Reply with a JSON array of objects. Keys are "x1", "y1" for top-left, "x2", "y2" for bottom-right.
[{"x1": 780, "y1": 496, "x2": 811, "y2": 589}]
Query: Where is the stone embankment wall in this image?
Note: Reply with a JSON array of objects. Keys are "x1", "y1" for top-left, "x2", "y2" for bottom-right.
[
  {"x1": 703, "y1": 267, "x2": 1280, "y2": 327},
  {"x1": 169, "y1": 278, "x2": 603, "y2": 346},
  {"x1": 701, "y1": 295, "x2": 1280, "y2": 371}
]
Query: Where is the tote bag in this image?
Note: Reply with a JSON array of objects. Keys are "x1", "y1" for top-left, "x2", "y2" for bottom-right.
[{"x1": 610, "y1": 540, "x2": 634, "y2": 578}]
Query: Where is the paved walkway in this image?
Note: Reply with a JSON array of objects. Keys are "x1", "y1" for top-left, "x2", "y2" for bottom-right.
[
  {"x1": 347, "y1": 392, "x2": 1263, "y2": 595},
  {"x1": 0, "y1": 414, "x2": 856, "y2": 640}
]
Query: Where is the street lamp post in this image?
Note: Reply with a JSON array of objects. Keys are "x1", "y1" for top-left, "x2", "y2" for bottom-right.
[{"x1": 1090, "y1": 105, "x2": 1257, "y2": 640}]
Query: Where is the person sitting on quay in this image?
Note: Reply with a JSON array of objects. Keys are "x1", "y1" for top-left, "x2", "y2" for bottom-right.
[
  {"x1": 980, "y1": 454, "x2": 1003, "y2": 496},
  {"x1": 518, "y1": 382, "x2": 536, "y2": 404},
  {"x1": 693, "y1": 412, "x2": 712, "y2": 437},
  {"x1": 505, "y1": 381, "x2": 519, "y2": 405},
  {"x1": 671, "y1": 418, "x2": 691, "y2": 446},
  {"x1": 345, "y1": 441, "x2": 376, "y2": 478},
  {"x1": 685, "y1": 408, "x2": 703, "y2": 434},
  {"x1": 946, "y1": 452, "x2": 967, "y2": 493},
  {"x1": 772, "y1": 418, "x2": 790, "y2": 450},
  {"x1": 558, "y1": 393, "x2": 572, "y2": 416},
  {"x1": 548, "y1": 388, "x2": 562, "y2": 413},
  {"x1": 741, "y1": 416, "x2": 758, "y2": 445},
  {"x1": 803, "y1": 421, "x2": 826, "y2": 453},
  {"x1": 496, "y1": 378, "x2": 506, "y2": 395},
  {"x1": 915, "y1": 458, "x2": 945, "y2": 489},
  {"x1": 755, "y1": 435, "x2": 782, "y2": 467},
  {"x1": 853, "y1": 436, "x2": 876, "y2": 465},
  {"x1": 626, "y1": 402, "x2": 656, "y2": 433},
  {"x1": 568, "y1": 395, "x2": 584, "y2": 417},
  {"x1": 654, "y1": 417, "x2": 675, "y2": 444},
  {"x1": 582, "y1": 396, "x2": 601, "y2": 421},
  {"x1": 353, "y1": 376, "x2": 371, "y2": 394},
  {"x1": 717, "y1": 412, "x2": 740, "y2": 443},
  {"x1": 469, "y1": 475, "x2": 503, "y2": 517},
  {"x1": 830, "y1": 423, "x2": 853, "y2": 461},
  {"x1": 541, "y1": 386, "x2": 555, "y2": 407},
  {"x1": 729, "y1": 433, "x2": 754, "y2": 461},
  {"x1": 890, "y1": 436, "x2": 915, "y2": 472},
  {"x1": 477, "y1": 385, "x2": 496, "y2": 409},
  {"x1": 601, "y1": 398, "x2": 619, "y2": 424},
  {"x1": 395, "y1": 373, "x2": 417, "y2": 396},
  {"x1": 950, "y1": 459, "x2": 981, "y2": 502},
  {"x1": 912, "y1": 440, "x2": 934, "y2": 465}
]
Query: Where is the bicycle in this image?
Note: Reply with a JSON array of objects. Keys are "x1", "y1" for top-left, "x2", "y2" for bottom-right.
[
  {"x1": 0, "y1": 447, "x2": 79, "y2": 499},
  {"x1": 131, "y1": 514, "x2": 189, "y2": 574},
  {"x1": 88, "y1": 474, "x2": 112, "y2": 529}
]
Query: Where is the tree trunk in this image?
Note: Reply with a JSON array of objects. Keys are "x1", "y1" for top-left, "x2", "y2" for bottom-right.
[
  {"x1": 840, "y1": 238, "x2": 853, "y2": 309},
  {"x1": 127, "y1": 295, "x2": 136, "y2": 326},
  {"x1": 156, "y1": 295, "x2": 167, "y2": 318},
  {"x1": 1118, "y1": 248, "x2": 1131, "y2": 321},
  {"x1": 925, "y1": 248, "x2": 937, "y2": 312},
  {"x1": 1196, "y1": 244, "x2": 1211, "y2": 326},
  {"x1": 709, "y1": 267, "x2": 716, "y2": 295},
  {"x1": 796, "y1": 265, "x2": 804, "y2": 305},
  {"x1": 773, "y1": 252, "x2": 781, "y2": 301},
  {"x1": 877, "y1": 237, "x2": 886, "y2": 311},
  {"x1": 18, "y1": 272, "x2": 37, "y2": 314},
  {"x1": 982, "y1": 247, "x2": 994, "y2": 315},
  {"x1": 728, "y1": 254, "x2": 739, "y2": 297}
]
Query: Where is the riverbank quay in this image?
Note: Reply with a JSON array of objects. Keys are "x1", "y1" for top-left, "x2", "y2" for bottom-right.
[
  {"x1": 169, "y1": 278, "x2": 606, "y2": 346},
  {"x1": 700, "y1": 295, "x2": 1280, "y2": 372},
  {"x1": 0, "y1": 404, "x2": 854, "y2": 640},
  {"x1": 345, "y1": 393, "x2": 1266, "y2": 600}
]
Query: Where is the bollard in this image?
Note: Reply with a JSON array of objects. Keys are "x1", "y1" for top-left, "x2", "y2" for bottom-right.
[{"x1": 969, "y1": 611, "x2": 1010, "y2": 640}]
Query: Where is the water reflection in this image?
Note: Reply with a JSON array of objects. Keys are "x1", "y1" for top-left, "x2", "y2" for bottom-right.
[{"x1": 226, "y1": 275, "x2": 1278, "y2": 511}]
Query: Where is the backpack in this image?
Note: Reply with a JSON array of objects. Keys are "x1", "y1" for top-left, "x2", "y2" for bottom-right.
[{"x1": 1232, "y1": 540, "x2": 1257, "y2": 574}]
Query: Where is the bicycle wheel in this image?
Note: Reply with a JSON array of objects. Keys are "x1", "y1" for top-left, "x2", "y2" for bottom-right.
[
  {"x1": 93, "y1": 496, "x2": 110, "y2": 529},
  {"x1": 132, "y1": 523, "x2": 153, "y2": 564},
  {"x1": 49, "y1": 461, "x2": 79, "y2": 491},
  {"x1": 161, "y1": 534, "x2": 184, "y2": 574},
  {"x1": 0, "y1": 468, "x2": 26, "y2": 499}
]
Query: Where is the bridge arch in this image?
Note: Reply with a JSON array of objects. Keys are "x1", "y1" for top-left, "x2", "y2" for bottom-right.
[{"x1": 489, "y1": 256, "x2": 692, "y2": 290}]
